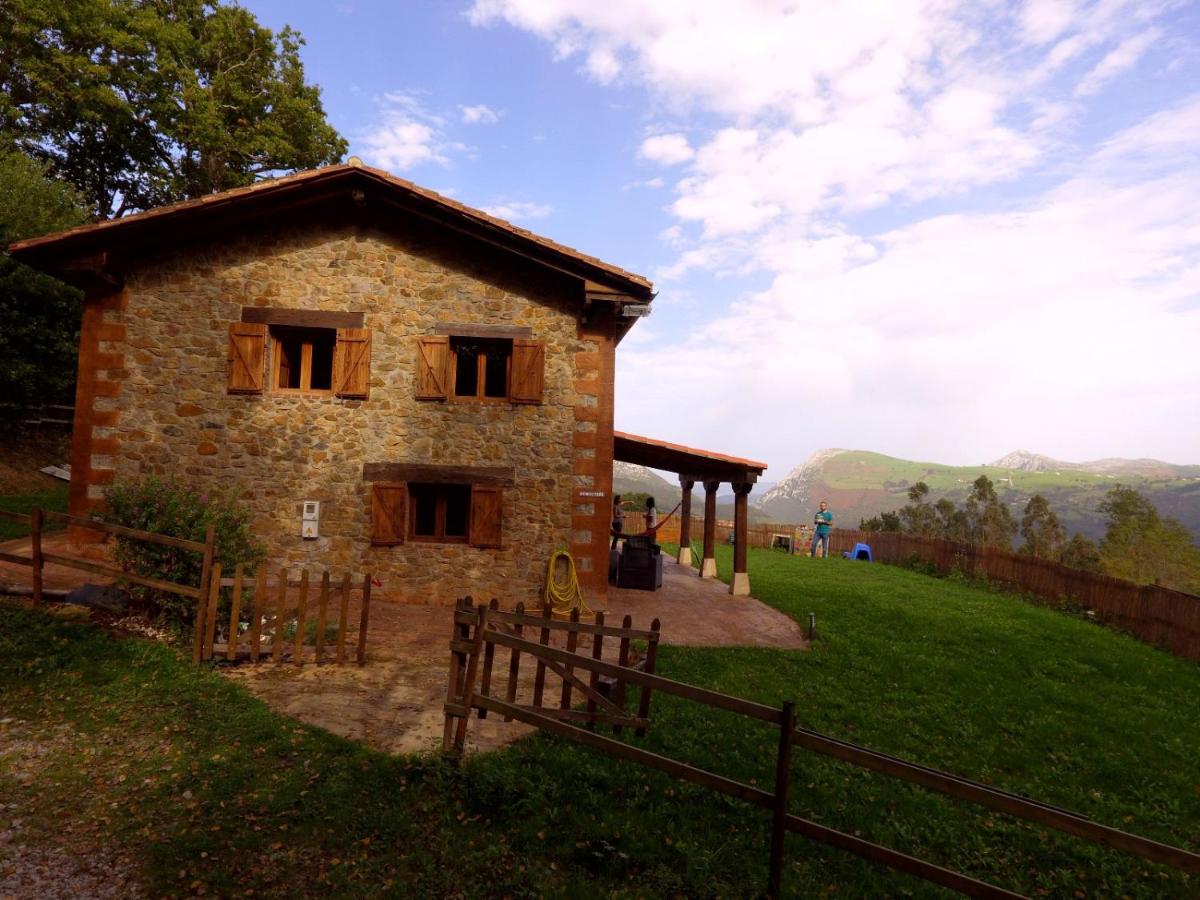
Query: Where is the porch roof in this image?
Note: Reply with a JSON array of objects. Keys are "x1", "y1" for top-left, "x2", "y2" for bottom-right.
[{"x1": 613, "y1": 431, "x2": 767, "y2": 484}]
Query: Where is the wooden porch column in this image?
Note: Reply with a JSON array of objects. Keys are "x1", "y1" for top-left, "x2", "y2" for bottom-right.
[
  {"x1": 700, "y1": 480, "x2": 720, "y2": 578},
  {"x1": 730, "y1": 481, "x2": 753, "y2": 596},
  {"x1": 677, "y1": 479, "x2": 695, "y2": 567}
]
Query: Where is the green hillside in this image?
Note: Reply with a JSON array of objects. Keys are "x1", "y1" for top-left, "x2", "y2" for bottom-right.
[{"x1": 764, "y1": 450, "x2": 1200, "y2": 540}]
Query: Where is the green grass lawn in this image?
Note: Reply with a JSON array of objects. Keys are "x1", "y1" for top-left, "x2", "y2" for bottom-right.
[
  {"x1": 0, "y1": 484, "x2": 69, "y2": 539},
  {"x1": 2, "y1": 548, "x2": 1198, "y2": 897}
]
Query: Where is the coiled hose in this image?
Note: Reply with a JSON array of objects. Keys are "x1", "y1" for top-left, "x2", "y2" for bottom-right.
[{"x1": 544, "y1": 547, "x2": 592, "y2": 618}]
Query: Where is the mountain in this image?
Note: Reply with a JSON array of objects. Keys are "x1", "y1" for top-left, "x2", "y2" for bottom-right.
[
  {"x1": 611, "y1": 462, "x2": 680, "y2": 503},
  {"x1": 757, "y1": 449, "x2": 1200, "y2": 542}
]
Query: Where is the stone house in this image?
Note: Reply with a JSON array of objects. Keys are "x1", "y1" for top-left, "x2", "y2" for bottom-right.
[{"x1": 10, "y1": 161, "x2": 655, "y2": 604}]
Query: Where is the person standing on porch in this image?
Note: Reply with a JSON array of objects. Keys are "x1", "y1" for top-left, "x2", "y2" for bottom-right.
[
  {"x1": 611, "y1": 494, "x2": 626, "y2": 549},
  {"x1": 810, "y1": 500, "x2": 833, "y2": 558},
  {"x1": 644, "y1": 496, "x2": 658, "y2": 535}
]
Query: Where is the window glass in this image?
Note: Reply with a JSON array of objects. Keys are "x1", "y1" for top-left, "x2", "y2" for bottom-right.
[
  {"x1": 444, "y1": 485, "x2": 471, "y2": 537},
  {"x1": 309, "y1": 333, "x2": 335, "y2": 391},
  {"x1": 277, "y1": 336, "x2": 302, "y2": 389},
  {"x1": 454, "y1": 343, "x2": 479, "y2": 397},
  {"x1": 483, "y1": 348, "x2": 507, "y2": 398},
  {"x1": 410, "y1": 484, "x2": 438, "y2": 536}
]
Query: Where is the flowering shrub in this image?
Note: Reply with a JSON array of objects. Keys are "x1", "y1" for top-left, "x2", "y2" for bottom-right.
[{"x1": 103, "y1": 477, "x2": 265, "y2": 627}]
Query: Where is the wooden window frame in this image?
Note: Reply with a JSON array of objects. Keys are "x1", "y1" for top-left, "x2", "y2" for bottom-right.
[
  {"x1": 271, "y1": 326, "x2": 335, "y2": 397},
  {"x1": 449, "y1": 337, "x2": 513, "y2": 404},
  {"x1": 407, "y1": 483, "x2": 472, "y2": 545}
]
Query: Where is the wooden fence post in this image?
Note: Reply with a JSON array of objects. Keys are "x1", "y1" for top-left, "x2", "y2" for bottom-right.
[
  {"x1": 226, "y1": 563, "x2": 244, "y2": 662},
  {"x1": 503, "y1": 601, "x2": 525, "y2": 722},
  {"x1": 477, "y1": 598, "x2": 499, "y2": 719},
  {"x1": 587, "y1": 611, "x2": 605, "y2": 730},
  {"x1": 336, "y1": 573, "x2": 351, "y2": 665},
  {"x1": 532, "y1": 601, "x2": 551, "y2": 709},
  {"x1": 768, "y1": 700, "x2": 797, "y2": 898},
  {"x1": 453, "y1": 602, "x2": 491, "y2": 756},
  {"x1": 249, "y1": 568, "x2": 265, "y2": 664},
  {"x1": 560, "y1": 607, "x2": 581, "y2": 711},
  {"x1": 635, "y1": 618, "x2": 661, "y2": 737},
  {"x1": 442, "y1": 597, "x2": 473, "y2": 756},
  {"x1": 273, "y1": 567, "x2": 287, "y2": 664},
  {"x1": 612, "y1": 614, "x2": 633, "y2": 735},
  {"x1": 192, "y1": 524, "x2": 216, "y2": 666},
  {"x1": 202, "y1": 562, "x2": 222, "y2": 662},
  {"x1": 293, "y1": 569, "x2": 309, "y2": 666},
  {"x1": 29, "y1": 507, "x2": 44, "y2": 607},
  {"x1": 315, "y1": 571, "x2": 330, "y2": 664},
  {"x1": 356, "y1": 573, "x2": 372, "y2": 665}
]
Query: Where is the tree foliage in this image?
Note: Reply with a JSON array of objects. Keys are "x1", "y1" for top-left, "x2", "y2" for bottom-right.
[
  {"x1": 0, "y1": 150, "x2": 89, "y2": 405},
  {"x1": 1098, "y1": 485, "x2": 1200, "y2": 593},
  {"x1": 1019, "y1": 494, "x2": 1066, "y2": 560},
  {"x1": 898, "y1": 482, "x2": 940, "y2": 536},
  {"x1": 1060, "y1": 533, "x2": 1102, "y2": 573},
  {"x1": 1, "y1": 0, "x2": 347, "y2": 219},
  {"x1": 963, "y1": 475, "x2": 1018, "y2": 549}
]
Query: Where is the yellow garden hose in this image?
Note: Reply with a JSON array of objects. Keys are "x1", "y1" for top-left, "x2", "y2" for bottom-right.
[{"x1": 544, "y1": 547, "x2": 592, "y2": 618}]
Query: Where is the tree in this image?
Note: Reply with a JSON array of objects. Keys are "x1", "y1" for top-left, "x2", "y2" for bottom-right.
[
  {"x1": 963, "y1": 475, "x2": 1017, "y2": 548},
  {"x1": 1098, "y1": 486, "x2": 1200, "y2": 592},
  {"x1": 1019, "y1": 494, "x2": 1066, "y2": 559},
  {"x1": 0, "y1": 150, "x2": 89, "y2": 405},
  {"x1": 860, "y1": 510, "x2": 900, "y2": 532},
  {"x1": 1060, "y1": 533, "x2": 1102, "y2": 573},
  {"x1": 935, "y1": 497, "x2": 969, "y2": 542},
  {"x1": 1, "y1": 0, "x2": 346, "y2": 219},
  {"x1": 898, "y1": 482, "x2": 940, "y2": 536}
]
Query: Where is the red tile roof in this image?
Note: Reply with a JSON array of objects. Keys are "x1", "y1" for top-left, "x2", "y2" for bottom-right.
[{"x1": 9, "y1": 161, "x2": 652, "y2": 296}]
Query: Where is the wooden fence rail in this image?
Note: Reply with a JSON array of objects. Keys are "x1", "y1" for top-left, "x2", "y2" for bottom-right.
[
  {"x1": 445, "y1": 600, "x2": 1200, "y2": 897},
  {"x1": 829, "y1": 529, "x2": 1200, "y2": 662}
]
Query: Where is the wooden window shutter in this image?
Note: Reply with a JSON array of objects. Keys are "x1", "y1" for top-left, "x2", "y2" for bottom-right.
[
  {"x1": 415, "y1": 335, "x2": 450, "y2": 400},
  {"x1": 509, "y1": 338, "x2": 545, "y2": 404},
  {"x1": 469, "y1": 485, "x2": 503, "y2": 549},
  {"x1": 227, "y1": 323, "x2": 267, "y2": 394},
  {"x1": 370, "y1": 483, "x2": 407, "y2": 546},
  {"x1": 334, "y1": 327, "x2": 372, "y2": 399}
]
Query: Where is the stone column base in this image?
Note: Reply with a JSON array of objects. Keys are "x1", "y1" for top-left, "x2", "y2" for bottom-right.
[
  {"x1": 677, "y1": 545, "x2": 692, "y2": 567},
  {"x1": 729, "y1": 572, "x2": 751, "y2": 596},
  {"x1": 700, "y1": 557, "x2": 717, "y2": 578}
]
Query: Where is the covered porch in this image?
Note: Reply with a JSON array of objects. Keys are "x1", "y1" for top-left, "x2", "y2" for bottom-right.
[{"x1": 613, "y1": 431, "x2": 768, "y2": 596}]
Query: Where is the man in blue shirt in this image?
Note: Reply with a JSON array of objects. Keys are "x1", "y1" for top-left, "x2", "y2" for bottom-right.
[{"x1": 810, "y1": 500, "x2": 833, "y2": 558}]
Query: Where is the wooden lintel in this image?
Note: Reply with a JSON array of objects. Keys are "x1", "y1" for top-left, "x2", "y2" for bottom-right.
[
  {"x1": 241, "y1": 307, "x2": 364, "y2": 329},
  {"x1": 432, "y1": 323, "x2": 533, "y2": 340},
  {"x1": 363, "y1": 463, "x2": 516, "y2": 487},
  {"x1": 679, "y1": 472, "x2": 759, "y2": 486}
]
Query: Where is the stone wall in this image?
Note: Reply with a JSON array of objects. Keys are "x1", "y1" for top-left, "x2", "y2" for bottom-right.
[{"x1": 74, "y1": 211, "x2": 615, "y2": 605}]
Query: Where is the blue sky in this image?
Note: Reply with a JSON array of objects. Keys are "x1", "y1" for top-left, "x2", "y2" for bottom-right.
[{"x1": 242, "y1": 1, "x2": 1200, "y2": 476}]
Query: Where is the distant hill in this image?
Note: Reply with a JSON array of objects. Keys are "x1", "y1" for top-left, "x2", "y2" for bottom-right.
[
  {"x1": 757, "y1": 449, "x2": 1200, "y2": 542},
  {"x1": 612, "y1": 462, "x2": 680, "y2": 503}
]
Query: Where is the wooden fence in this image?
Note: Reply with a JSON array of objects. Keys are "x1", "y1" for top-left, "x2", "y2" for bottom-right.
[
  {"x1": 444, "y1": 600, "x2": 1200, "y2": 897},
  {"x1": 443, "y1": 597, "x2": 661, "y2": 755},
  {"x1": 0, "y1": 507, "x2": 371, "y2": 667},
  {"x1": 198, "y1": 565, "x2": 372, "y2": 667},
  {"x1": 829, "y1": 529, "x2": 1200, "y2": 662}
]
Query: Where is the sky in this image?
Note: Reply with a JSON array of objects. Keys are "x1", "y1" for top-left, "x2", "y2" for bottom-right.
[{"x1": 240, "y1": 0, "x2": 1200, "y2": 475}]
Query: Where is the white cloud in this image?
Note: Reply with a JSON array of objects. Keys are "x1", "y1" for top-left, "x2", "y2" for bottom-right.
[
  {"x1": 1075, "y1": 28, "x2": 1162, "y2": 96},
  {"x1": 640, "y1": 133, "x2": 694, "y2": 165},
  {"x1": 358, "y1": 91, "x2": 474, "y2": 172},
  {"x1": 479, "y1": 200, "x2": 553, "y2": 221},
  {"x1": 470, "y1": 1, "x2": 1197, "y2": 466},
  {"x1": 460, "y1": 104, "x2": 501, "y2": 124}
]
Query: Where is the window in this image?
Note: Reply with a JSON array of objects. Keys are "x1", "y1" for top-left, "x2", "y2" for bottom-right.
[
  {"x1": 370, "y1": 481, "x2": 503, "y2": 548},
  {"x1": 273, "y1": 327, "x2": 335, "y2": 394},
  {"x1": 408, "y1": 483, "x2": 471, "y2": 542},
  {"x1": 415, "y1": 334, "x2": 544, "y2": 404},
  {"x1": 452, "y1": 338, "x2": 511, "y2": 400}
]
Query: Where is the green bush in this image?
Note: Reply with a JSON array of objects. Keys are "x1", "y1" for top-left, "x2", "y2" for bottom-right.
[{"x1": 103, "y1": 477, "x2": 265, "y2": 627}]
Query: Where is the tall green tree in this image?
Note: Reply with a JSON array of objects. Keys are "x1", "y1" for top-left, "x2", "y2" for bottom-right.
[
  {"x1": 964, "y1": 475, "x2": 1017, "y2": 549},
  {"x1": 1, "y1": 0, "x2": 346, "y2": 219},
  {"x1": 898, "y1": 481, "x2": 940, "y2": 536},
  {"x1": 0, "y1": 150, "x2": 89, "y2": 405},
  {"x1": 1060, "y1": 533, "x2": 1102, "y2": 573},
  {"x1": 1019, "y1": 494, "x2": 1066, "y2": 559},
  {"x1": 1099, "y1": 486, "x2": 1200, "y2": 592}
]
